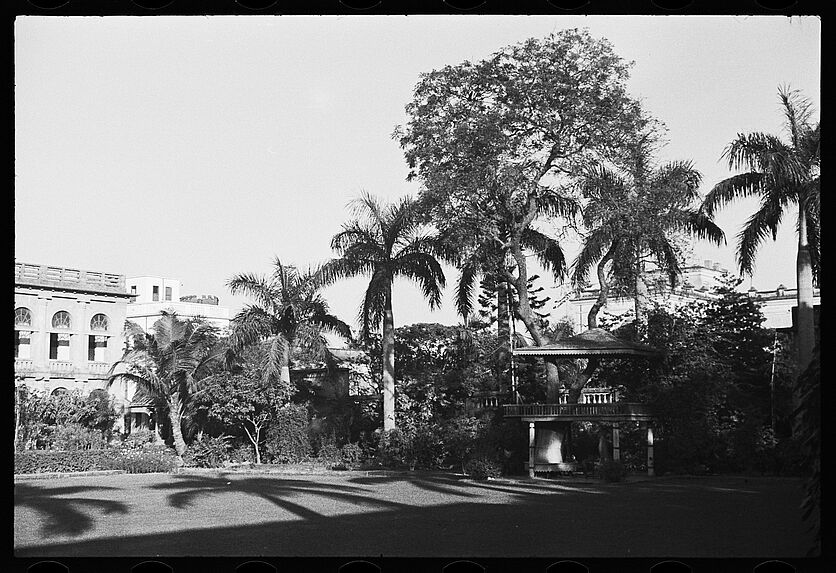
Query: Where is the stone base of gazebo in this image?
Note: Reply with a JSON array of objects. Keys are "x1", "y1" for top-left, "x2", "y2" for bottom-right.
[{"x1": 525, "y1": 462, "x2": 579, "y2": 474}]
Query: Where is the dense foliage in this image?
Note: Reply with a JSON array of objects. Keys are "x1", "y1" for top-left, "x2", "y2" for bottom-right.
[
  {"x1": 594, "y1": 277, "x2": 799, "y2": 475},
  {"x1": 15, "y1": 387, "x2": 118, "y2": 451}
]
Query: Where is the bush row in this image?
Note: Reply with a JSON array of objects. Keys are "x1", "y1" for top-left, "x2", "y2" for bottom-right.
[{"x1": 14, "y1": 446, "x2": 179, "y2": 474}]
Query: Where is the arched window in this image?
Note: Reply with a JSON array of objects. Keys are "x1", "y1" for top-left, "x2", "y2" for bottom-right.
[
  {"x1": 14, "y1": 307, "x2": 32, "y2": 327},
  {"x1": 90, "y1": 313, "x2": 109, "y2": 331},
  {"x1": 52, "y1": 311, "x2": 72, "y2": 329}
]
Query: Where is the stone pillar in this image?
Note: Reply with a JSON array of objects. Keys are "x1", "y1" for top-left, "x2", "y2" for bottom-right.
[
  {"x1": 612, "y1": 423, "x2": 620, "y2": 461},
  {"x1": 528, "y1": 422, "x2": 536, "y2": 478},
  {"x1": 647, "y1": 423, "x2": 655, "y2": 477},
  {"x1": 34, "y1": 295, "x2": 51, "y2": 373}
]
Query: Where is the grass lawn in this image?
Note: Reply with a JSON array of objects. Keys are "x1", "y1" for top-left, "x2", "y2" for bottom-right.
[{"x1": 14, "y1": 470, "x2": 814, "y2": 558}]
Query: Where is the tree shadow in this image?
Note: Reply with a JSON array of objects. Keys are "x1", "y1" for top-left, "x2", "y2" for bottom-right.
[
  {"x1": 150, "y1": 475, "x2": 414, "y2": 520},
  {"x1": 346, "y1": 473, "x2": 607, "y2": 498},
  {"x1": 14, "y1": 482, "x2": 129, "y2": 537},
  {"x1": 15, "y1": 480, "x2": 813, "y2": 558}
]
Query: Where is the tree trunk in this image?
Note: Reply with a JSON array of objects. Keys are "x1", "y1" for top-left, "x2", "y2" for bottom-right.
[
  {"x1": 634, "y1": 269, "x2": 649, "y2": 328},
  {"x1": 509, "y1": 247, "x2": 560, "y2": 395},
  {"x1": 794, "y1": 206, "x2": 815, "y2": 436},
  {"x1": 588, "y1": 246, "x2": 615, "y2": 330},
  {"x1": 280, "y1": 336, "x2": 292, "y2": 388},
  {"x1": 167, "y1": 397, "x2": 188, "y2": 458},
  {"x1": 497, "y1": 277, "x2": 511, "y2": 393},
  {"x1": 382, "y1": 283, "x2": 396, "y2": 432},
  {"x1": 14, "y1": 384, "x2": 21, "y2": 452}
]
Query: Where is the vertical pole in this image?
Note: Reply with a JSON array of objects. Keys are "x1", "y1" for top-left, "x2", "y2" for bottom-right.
[
  {"x1": 612, "y1": 423, "x2": 620, "y2": 461},
  {"x1": 646, "y1": 423, "x2": 655, "y2": 477},
  {"x1": 528, "y1": 422, "x2": 536, "y2": 478}
]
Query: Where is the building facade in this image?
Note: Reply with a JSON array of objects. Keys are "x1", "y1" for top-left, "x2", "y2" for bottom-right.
[
  {"x1": 550, "y1": 259, "x2": 821, "y2": 332},
  {"x1": 125, "y1": 276, "x2": 231, "y2": 335},
  {"x1": 14, "y1": 262, "x2": 133, "y2": 396}
]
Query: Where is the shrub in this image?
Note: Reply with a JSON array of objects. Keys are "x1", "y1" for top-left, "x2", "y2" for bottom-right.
[
  {"x1": 265, "y1": 403, "x2": 311, "y2": 463},
  {"x1": 121, "y1": 430, "x2": 157, "y2": 450},
  {"x1": 51, "y1": 423, "x2": 108, "y2": 451},
  {"x1": 339, "y1": 442, "x2": 363, "y2": 469},
  {"x1": 376, "y1": 429, "x2": 410, "y2": 469},
  {"x1": 14, "y1": 447, "x2": 179, "y2": 474},
  {"x1": 411, "y1": 423, "x2": 447, "y2": 470},
  {"x1": 315, "y1": 431, "x2": 341, "y2": 464},
  {"x1": 228, "y1": 443, "x2": 257, "y2": 464},
  {"x1": 599, "y1": 459, "x2": 627, "y2": 482},
  {"x1": 104, "y1": 448, "x2": 179, "y2": 473},
  {"x1": 184, "y1": 435, "x2": 231, "y2": 468},
  {"x1": 464, "y1": 456, "x2": 502, "y2": 480}
]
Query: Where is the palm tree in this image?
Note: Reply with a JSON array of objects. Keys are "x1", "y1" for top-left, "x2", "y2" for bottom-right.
[
  {"x1": 702, "y1": 87, "x2": 820, "y2": 381},
  {"x1": 321, "y1": 191, "x2": 446, "y2": 431},
  {"x1": 227, "y1": 258, "x2": 352, "y2": 389},
  {"x1": 107, "y1": 312, "x2": 222, "y2": 458},
  {"x1": 574, "y1": 138, "x2": 726, "y2": 331}
]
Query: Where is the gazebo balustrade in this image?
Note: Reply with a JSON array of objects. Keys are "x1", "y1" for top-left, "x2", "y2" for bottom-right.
[{"x1": 509, "y1": 328, "x2": 661, "y2": 478}]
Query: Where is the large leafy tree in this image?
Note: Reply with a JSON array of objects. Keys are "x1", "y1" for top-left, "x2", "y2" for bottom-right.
[
  {"x1": 321, "y1": 192, "x2": 446, "y2": 431},
  {"x1": 397, "y1": 29, "x2": 645, "y2": 399},
  {"x1": 573, "y1": 135, "x2": 725, "y2": 330},
  {"x1": 702, "y1": 87, "x2": 819, "y2": 381},
  {"x1": 227, "y1": 258, "x2": 351, "y2": 389},
  {"x1": 107, "y1": 312, "x2": 222, "y2": 457},
  {"x1": 195, "y1": 344, "x2": 290, "y2": 464}
]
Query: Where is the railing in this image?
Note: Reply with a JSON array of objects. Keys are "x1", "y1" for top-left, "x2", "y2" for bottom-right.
[
  {"x1": 14, "y1": 359, "x2": 34, "y2": 373},
  {"x1": 87, "y1": 362, "x2": 112, "y2": 376},
  {"x1": 48, "y1": 361, "x2": 75, "y2": 375},
  {"x1": 503, "y1": 402, "x2": 652, "y2": 419},
  {"x1": 558, "y1": 388, "x2": 619, "y2": 404},
  {"x1": 15, "y1": 263, "x2": 126, "y2": 294}
]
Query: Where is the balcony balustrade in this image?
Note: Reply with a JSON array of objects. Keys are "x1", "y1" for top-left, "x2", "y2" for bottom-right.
[
  {"x1": 87, "y1": 362, "x2": 112, "y2": 376},
  {"x1": 502, "y1": 402, "x2": 653, "y2": 421},
  {"x1": 14, "y1": 359, "x2": 34, "y2": 373},
  {"x1": 15, "y1": 262, "x2": 125, "y2": 294},
  {"x1": 48, "y1": 361, "x2": 75, "y2": 375}
]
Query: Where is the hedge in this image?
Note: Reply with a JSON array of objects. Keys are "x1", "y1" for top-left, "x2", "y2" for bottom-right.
[{"x1": 14, "y1": 447, "x2": 179, "y2": 475}]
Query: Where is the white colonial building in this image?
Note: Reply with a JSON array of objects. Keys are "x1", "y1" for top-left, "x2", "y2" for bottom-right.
[
  {"x1": 550, "y1": 259, "x2": 820, "y2": 332},
  {"x1": 125, "y1": 275, "x2": 231, "y2": 335}
]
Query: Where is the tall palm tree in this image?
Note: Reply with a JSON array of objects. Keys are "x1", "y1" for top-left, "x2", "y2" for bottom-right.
[
  {"x1": 702, "y1": 87, "x2": 820, "y2": 380},
  {"x1": 574, "y1": 138, "x2": 726, "y2": 330},
  {"x1": 107, "y1": 312, "x2": 221, "y2": 457},
  {"x1": 321, "y1": 192, "x2": 446, "y2": 431},
  {"x1": 227, "y1": 258, "x2": 352, "y2": 389}
]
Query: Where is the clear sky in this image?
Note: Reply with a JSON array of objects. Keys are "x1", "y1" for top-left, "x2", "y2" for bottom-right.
[{"x1": 14, "y1": 15, "x2": 820, "y2": 336}]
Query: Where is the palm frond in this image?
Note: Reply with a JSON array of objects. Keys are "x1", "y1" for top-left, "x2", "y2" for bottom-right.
[
  {"x1": 736, "y1": 192, "x2": 790, "y2": 275},
  {"x1": 702, "y1": 173, "x2": 766, "y2": 217},
  {"x1": 521, "y1": 228, "x2": 567, "y2": 280},
  {"x1": 455, "y1": 264, "x2": 479, "y2": 320}
]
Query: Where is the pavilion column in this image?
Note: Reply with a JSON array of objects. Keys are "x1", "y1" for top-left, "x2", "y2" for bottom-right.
[
  {"x1": 612, "y1": 423, "x2": 620, "y2": 461},
  {"x1": 528, "y1": 422, "x2": 536, "y2": 478},
  {"x1": 646, "y1": 423, "x2": 655, "y2": 477}
]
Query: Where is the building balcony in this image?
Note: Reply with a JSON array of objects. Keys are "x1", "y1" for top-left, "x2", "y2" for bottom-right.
[
  {"x1": 48, "y1": 360, "x2": 75, "y2": 375},
  {"x1": 502, "y1": 402, "x2": 653, "y2": 422},
  {"x1": 14, "y1": 359, "x2": 35, "y2": 374},
  {"x1": 15, "y1": 262, "x2": 127, "y2": 295},
  {"x1": 87, "y1": 361, "x2": 112, "y2": 376}
]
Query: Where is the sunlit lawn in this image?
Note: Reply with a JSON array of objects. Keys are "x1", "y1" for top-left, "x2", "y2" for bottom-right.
[{"x1": 14, "y1": 471, "x2": 812, "y2": 557}]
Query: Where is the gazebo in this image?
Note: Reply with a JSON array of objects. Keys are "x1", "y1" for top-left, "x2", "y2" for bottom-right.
[{"x1": 506, "y1": 328, "x2": 661, "y2": 478}]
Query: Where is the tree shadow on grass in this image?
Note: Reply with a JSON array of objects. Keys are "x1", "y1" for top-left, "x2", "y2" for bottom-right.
[
  {"x1": 346, "y1": 473, "x2": 608, "y2": 498},
  {"x1": 14, "y1": 483, "x2": 129, "y2": 537},
  {"x1": 149, "y1": 475, "x2": 416, "y2": 520},
  {"x1": 15, "y1": 482, "x2": 813, "y2": 558}
]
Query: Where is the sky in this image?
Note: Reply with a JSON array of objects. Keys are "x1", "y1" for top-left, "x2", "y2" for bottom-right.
[{"x1": 14, "y1": 15, "x2": 821, "y2": 337}]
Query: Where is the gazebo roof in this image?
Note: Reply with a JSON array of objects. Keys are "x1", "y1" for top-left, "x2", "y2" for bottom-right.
[{"x1": 512, "y1": 328, "x2": 661, "y2": 358}]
